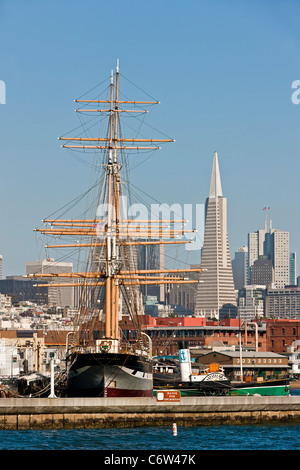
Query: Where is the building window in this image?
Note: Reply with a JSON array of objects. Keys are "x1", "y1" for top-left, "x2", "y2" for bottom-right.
[{"x1": 282, "y1": 328, "x2": 285, "y2": 335}]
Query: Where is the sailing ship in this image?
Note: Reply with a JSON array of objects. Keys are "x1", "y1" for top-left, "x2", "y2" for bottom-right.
[{"x1": 28, "y1": 62, "x2": 202, "y2": 397}]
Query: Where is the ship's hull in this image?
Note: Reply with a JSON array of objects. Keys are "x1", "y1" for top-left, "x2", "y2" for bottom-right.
[
  {"x1": 153, "y1": 372, "x2": 231, "y2": 396},
  {"x1": 154, "y1": 381, "x2": 231, "y2": 396},
  {"x1": 66, "y1": 351, "x2": 153, "y2": 397},
  {"x1": 229, "y1": 378, "x2": 290, "y2": 396}
]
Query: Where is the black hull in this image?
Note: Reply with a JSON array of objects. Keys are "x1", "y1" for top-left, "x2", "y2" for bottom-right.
[
  {"x1": 66, "y1": 351, "x2": 153, "y2": 397},
  {"x1": 154, "y1": 373, "x2": 231, "y2": 395}
]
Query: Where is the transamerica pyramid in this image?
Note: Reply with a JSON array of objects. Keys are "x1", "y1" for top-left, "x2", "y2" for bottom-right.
[{"x1": 194, "y1": 152, "x2": 237, "y2": 319}]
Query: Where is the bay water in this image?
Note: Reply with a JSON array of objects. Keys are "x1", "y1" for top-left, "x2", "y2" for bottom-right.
[{"x1": 0, "y1": 389, "x2": 299, "y2": 452}]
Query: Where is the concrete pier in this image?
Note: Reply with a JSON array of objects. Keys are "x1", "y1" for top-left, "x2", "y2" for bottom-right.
[{"x1": 0, "y1": 395, "x2": 300, "y2": 429}]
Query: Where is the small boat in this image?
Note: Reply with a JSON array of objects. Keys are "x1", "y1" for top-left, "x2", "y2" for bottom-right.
[
  {"x1": 153, "y1": 347, "x2": 231, "y2": 396},
  {"x1": 153, "y1": 346, "x2": 290, "y2": 397}
]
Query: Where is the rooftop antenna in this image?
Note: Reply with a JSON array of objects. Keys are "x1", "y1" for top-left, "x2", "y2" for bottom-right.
[{"x1": 263, "y1": 207, "x2": 271, "y2": 232}]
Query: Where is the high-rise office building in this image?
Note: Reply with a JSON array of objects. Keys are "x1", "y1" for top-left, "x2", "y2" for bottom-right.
[
  {"x1": 250, "y1": 255, "x2": 274, "y2": 287},
  {"x1": 232, "y1": 246, "x2": 248, "y2": 290},
  {"x1": 289, "y1": 253, "x2": 296, "y2": 286},
  {"x1": 248, "y1": 212, "x2": 290, "y2": 289},
  {"x1": 266, "y1": 287, "x2": 300, "y2": 319},
  {"x1": 238, "y1": 285, "x2": 266, "y2": 322},
  {"x1": 0, "y1": 276, "x2": 48, "y2": 304},
  {"x1": 26, "y1": 258, "x2": 74, "y2": 308},
  {"x1": 138, "y1": 244, "x2": 165, "y2": 302},
  {"x1": 271, "y1": 230, "x2": 290, "y2": 288},
  {"x1": 247, "y1": 217, "x2": 269, "y2": 282},
  {"x1": 194, "y1": 152, "x2": 237, "y2": 319}
]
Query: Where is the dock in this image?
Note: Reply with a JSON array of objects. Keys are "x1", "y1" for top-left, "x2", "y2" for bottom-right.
[{"x1": 0, "y1": 395, "x2": 300, "y2": 429}]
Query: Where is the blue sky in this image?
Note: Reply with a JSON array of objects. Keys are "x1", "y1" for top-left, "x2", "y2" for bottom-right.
[{"x1": 0, "y1": 0, "x2": 299, "y2": 277}]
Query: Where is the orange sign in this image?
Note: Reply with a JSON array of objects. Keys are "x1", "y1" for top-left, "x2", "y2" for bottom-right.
[{"x1": 156, "y1": 390, "x2": 181, "y2": 402}]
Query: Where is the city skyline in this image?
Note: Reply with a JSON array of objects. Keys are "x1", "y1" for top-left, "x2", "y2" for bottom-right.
[{"x1": 0, "y1": 1, "x2": 299, "y2": 278}]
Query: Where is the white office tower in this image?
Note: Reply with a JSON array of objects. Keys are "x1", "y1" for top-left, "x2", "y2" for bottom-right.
[
  {"x1": 194, "y1": 152, "x2": 236, "y2": 319},
  {"x1": 26, "y1": 258, "x2": 74, "y2": 308},
  {"x1": 272, "y1": 230, "x2": 289, "y2": 288},
  {"x1": 248, "y1": 210, "x2": 290, "y2": 289}
]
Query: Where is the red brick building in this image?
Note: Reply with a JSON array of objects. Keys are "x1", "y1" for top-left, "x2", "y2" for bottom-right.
[
  {"x1": 266, "y1": 319, "x2": 300, "y2": 354},
  {"x1": 139, "y1": 316, "x2": 267, "y2": 356},
  {"x1": 1, "y1": 317, "x2": 299, "y2": 361}
]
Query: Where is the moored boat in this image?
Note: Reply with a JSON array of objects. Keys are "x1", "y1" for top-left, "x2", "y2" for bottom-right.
[
  {"x1": 153, "y1": 346, "x2": 231, "y2": 396},
  {"x1": 29, "y1": 62, "x2": 202, "y2": 398},
  {"x1": 153, "y1": 345, "x2": 290, "y2": 397}
]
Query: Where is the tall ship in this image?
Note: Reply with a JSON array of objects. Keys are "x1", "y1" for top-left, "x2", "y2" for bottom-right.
[{"x1": 29, "y1": 62, "x2": 202, "y2": 397}]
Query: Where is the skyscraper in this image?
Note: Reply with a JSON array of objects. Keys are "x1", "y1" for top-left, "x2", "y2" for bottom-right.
[
  {"x1": 232, "y1": 246, "x2": 248, "y2": 290},
  {"x1": 138, "y1": 244, "x2": 165, "y2": 302},
  {"x1": 26, "y1": 258, "x2": 74, "y2": 308},
  {"x1": 194, "y1": 152, "x2": 237, "y2": 319},
  {"x1": 271, "y1": 229, "x2": 289, "y2": 288},
  {"x1": 290, "y1": 253, "x2": 296, "y2": 286},
  {"x1": 248, "y1": 211, "x2": 290, "y2": 289}
]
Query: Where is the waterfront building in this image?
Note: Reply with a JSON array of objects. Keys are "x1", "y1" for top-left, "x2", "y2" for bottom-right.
[
  {"x1": 140, "y1": 315, "x2": 266, "y2": 355},
  {"x1": 194, "y1": 152, "x2": 236, "y2": 319},
  {"x1": 266, "y1": 319, "x2": 300, "y2": 354},
  {"x1": 0, "y1": 329, "x2": 67, "y2": 376},
  {"x1": 196, "y1": 350, "x2": 289, "y2": 381},
  {"x1": 0, "y1": 338, "x2": 19, "y2": 376}
]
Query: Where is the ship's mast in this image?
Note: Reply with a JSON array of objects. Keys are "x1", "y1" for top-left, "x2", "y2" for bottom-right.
[{"x1": 30, "y1": 62, "x2": 203, "y2": 355}]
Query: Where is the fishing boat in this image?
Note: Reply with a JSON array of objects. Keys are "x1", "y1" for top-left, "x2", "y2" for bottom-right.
[{"x1": 28, "y1": 62, "x2": 202, "y2": 397}]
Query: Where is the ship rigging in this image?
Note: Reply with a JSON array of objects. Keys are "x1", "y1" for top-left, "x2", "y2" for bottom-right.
[{"x1": 28, "y1": 62, "x2": 203, "y2": 397}]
